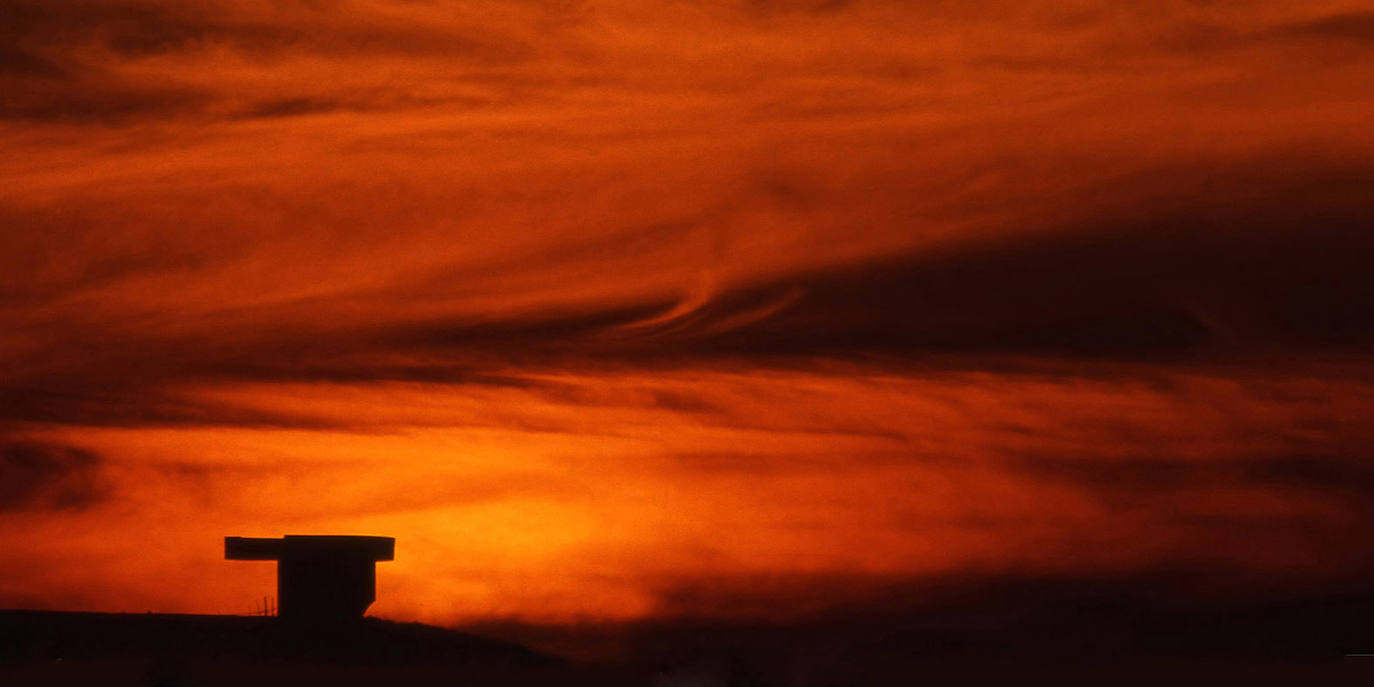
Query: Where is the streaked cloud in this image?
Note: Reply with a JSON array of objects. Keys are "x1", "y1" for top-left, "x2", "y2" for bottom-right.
[
  {"x1": 0, "y1": 442, "x2": 105, "y2": 511},
  {"x1": 2, "y1": 0, "x2": 1372, "y2": 628}
]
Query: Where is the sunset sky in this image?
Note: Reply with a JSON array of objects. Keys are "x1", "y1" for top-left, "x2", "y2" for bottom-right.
[{"x1": 3, "y1": 0, "x2": 1374, "y2": 630}]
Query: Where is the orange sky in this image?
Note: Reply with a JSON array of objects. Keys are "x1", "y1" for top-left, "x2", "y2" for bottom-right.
[{"x1": 3, "y1": 0, "x2": 1374, "y2": 627}]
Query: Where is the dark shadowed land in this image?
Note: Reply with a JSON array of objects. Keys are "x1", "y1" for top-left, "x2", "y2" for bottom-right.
[
  {"x1": 460, "y1": 573, "x2": 1374, "y2": 685},
  {"x1": 9, "y1": 571, "x2": 1374, "y2": 686},
  {"x1": 0, "y1": 610, "x2": 642, "y2": 686}
]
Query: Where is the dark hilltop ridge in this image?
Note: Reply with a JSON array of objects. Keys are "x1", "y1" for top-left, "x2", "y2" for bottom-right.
[
  {"x1": 0, "y1": 609, "x2": 637, "y2": 687},
  {"x1": 4, "y1": 535, "x2": 1374, "y2": 685},
  {"x1": 0, "y1": 610, "x2": 552, "y2": 666},
  {"x1": 0, "y1": 534, "x2": 644, "y2": 686}
]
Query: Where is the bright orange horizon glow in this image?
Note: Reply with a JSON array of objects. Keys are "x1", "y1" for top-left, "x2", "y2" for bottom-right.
[{"x1": 5, "y1": 364, "x2": 1374, "y2": 625}]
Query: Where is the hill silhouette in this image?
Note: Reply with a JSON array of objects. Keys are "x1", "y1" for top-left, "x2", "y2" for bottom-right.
[
  {"x1": 7, "y1": 573, "x2": 1374, "y2": 686},
  {"x1": 0, "y1": 610, "x2": 639, "y2": 687}
]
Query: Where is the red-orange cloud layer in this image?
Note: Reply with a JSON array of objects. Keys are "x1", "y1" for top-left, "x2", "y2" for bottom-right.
[{"x1": 2, "y1": 0, "x2": 1373, "y2": 628}]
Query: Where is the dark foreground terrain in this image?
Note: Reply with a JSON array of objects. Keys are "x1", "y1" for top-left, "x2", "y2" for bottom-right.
[
  {"x1": 5, "y1": 588, "x2": 1374, "y2": 687},
  {"x1": 0, "y1": 610, "x2": 639, "y2": 686}
]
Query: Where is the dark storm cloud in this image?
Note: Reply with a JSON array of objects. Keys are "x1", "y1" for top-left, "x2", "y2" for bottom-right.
[
  {"x1": 0, "y1": 386, "x2": 348, "y2": 430},
  {"x1": 652, "y1": 161, "x2": 1374, "y2": 360},
  {"x1": 1149, "y1": 11, "x2": 1374, "y2": 56},
  {"x1": 4, "y1": 155, "x2": 1370, "y2": 430},
  {"x1": 0, "y1": 0, "x2": 536, "y2": 123},
  {"x1": 1009, "y1": 454, "x2": 1374, "y2": 509},
  {"x1": 0, "y1": 44, "x2": 68, "y2": 78},
  {"x1": 0, "y1": 2, "x2": 215, "y2": 121},
  {"x1": 346, "y1": 152, "x2": 1373, "y2": 367},
  {"x1": 1277, "y1": 11, "x2": 1374, "y2": 43},
  {"x1": 228, "y1": 92, "x2": 462, "y2": 120},
  {"x1": 0, "y1": 6, "x2": 212, "y2": 121},
  {"x1": 9, "y1": 2, "x2": 282, "y2": 57},
  {"x1": 232, "y1": 97, "x2": 353, "y2": 120},
  {"x1": 0, "y1": 442, "x2": 105, "y2": 511},
  {"x1": 0, "y1": 0, "x2": 528, "y2": 60},
  {"x1": 0, "y1": 80, "x2": 208, "y2": 123}
]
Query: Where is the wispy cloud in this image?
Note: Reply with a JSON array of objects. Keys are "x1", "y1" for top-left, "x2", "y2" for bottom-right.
[
  {"x1": 2, "y1": 0, "x2": 1372, "y2": 626},
  {"x1": 0, "y1": 441, "x2": 105, "y2": 511}
]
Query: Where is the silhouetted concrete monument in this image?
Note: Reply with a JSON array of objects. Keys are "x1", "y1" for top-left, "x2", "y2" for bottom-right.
[{"x1": 225, "y1": 535, "x2": 394, "y2": 623}]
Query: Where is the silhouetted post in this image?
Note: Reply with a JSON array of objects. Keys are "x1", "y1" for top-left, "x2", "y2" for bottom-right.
[{"x1": 225, "y1": 535, "x2": 394, "y2": 624}]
